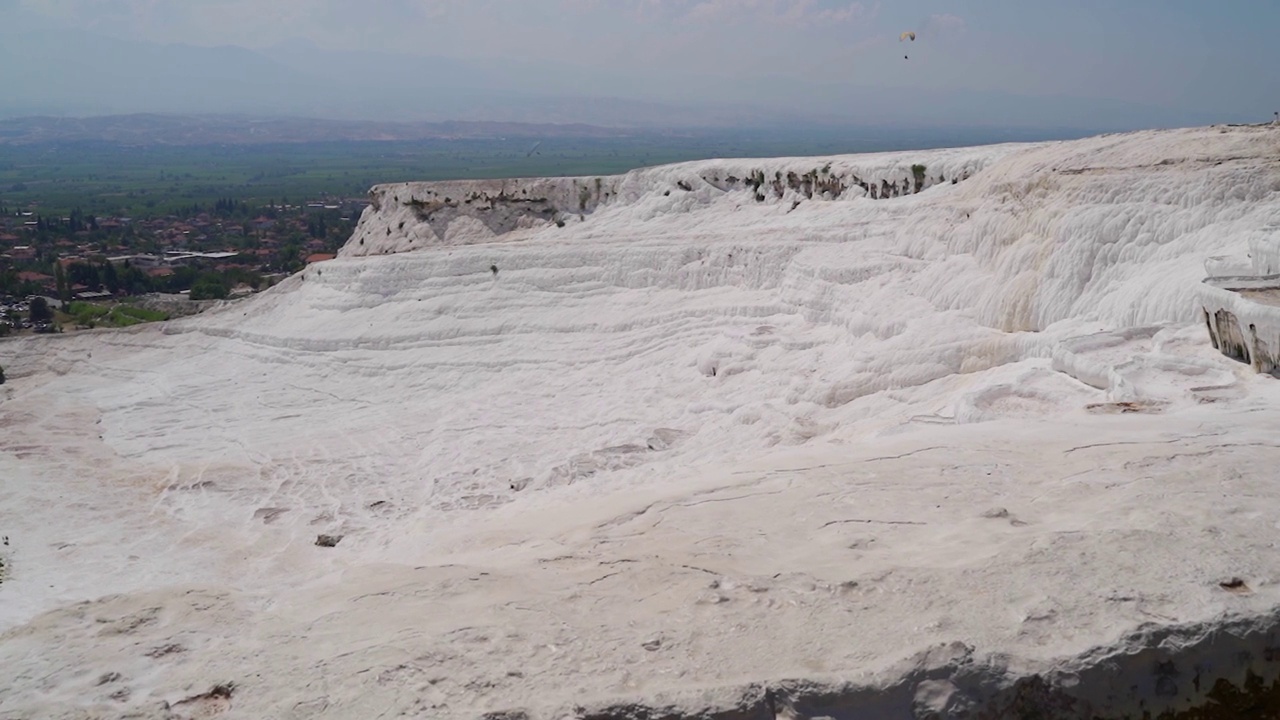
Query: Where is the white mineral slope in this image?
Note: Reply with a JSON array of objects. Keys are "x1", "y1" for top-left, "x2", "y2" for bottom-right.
[{"x1": 1, "y1": 124, "x2": 1280, "y2": 719}]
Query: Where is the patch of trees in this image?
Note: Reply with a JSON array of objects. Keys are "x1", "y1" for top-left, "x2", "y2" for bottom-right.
[
  {"x1": 52, "y1": 259, "x2": 263, "y2": 299},
  {"x1": 213, "y1": 198, "x2": 251, "y2": 215},
  {"x1": 28, "y1": 297, "x2": 52, "y2": 323},
  {"x1": 25, "y1": 210, "x2": 99, "y2": 233},
  {"x1": 59, "y1": 259, "x2": 138, "y2": 298},
  {"x1": 0, "y1": 270, "x2": 43, "y2": 298},
  {"x1": 188, "y1": 277, "x2": 229, "y2": 300},
  {"x1": 272, "y1": 242, "x2": 304, "y2": 274}
]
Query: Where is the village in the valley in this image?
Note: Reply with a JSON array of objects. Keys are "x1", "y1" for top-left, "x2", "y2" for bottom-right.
[{"x1": 0, "y1": 197, "x2": 365, "y2": 334}]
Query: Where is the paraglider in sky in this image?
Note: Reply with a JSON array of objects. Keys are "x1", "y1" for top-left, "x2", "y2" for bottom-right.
[{"x1": 900, "y1": 30, "x2": 915, "y2": 60}]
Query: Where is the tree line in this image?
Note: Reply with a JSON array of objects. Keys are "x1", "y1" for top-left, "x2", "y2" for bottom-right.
[{"x1": 0, "y1": 258, "x2": 271, "y2": 304}]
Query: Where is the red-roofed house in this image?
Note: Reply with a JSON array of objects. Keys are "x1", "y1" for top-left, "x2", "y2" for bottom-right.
[{"x1": 17, "y1": 271, "x2": 55, "y2": 291}]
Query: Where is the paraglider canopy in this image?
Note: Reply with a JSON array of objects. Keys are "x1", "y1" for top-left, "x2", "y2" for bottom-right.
[{"x1": 899, "y1": 31, "x2": 916, "y2": 42}]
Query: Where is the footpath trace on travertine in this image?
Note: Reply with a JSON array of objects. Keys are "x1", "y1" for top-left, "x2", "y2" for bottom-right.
[{"x1": 2, "y1": 125, "x2": 1280, "y2": 719}]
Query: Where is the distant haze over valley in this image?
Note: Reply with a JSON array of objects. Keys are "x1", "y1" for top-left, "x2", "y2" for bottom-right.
[
  {"x1": 0, "y1": 115, "x2": 637, "y2": 146},
  {"x1": 0, "y1": 114, "x2": 1106, "y2": 151},
  {"x1": 2, "y1": 2, "x2": 1275, "y2": 132}
]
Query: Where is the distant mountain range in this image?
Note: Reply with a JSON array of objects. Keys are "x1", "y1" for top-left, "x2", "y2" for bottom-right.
[{"x1": 0, "y1": 114, "x2": 643, "y2": 146}]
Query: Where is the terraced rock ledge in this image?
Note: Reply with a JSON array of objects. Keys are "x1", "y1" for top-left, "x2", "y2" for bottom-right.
[
  {"x1": 570, "y1": 613, "x2": 1280, "y2": 720},
  {"x1": 1200, "y1": 235, "x2": 1280, "y2": 375}
]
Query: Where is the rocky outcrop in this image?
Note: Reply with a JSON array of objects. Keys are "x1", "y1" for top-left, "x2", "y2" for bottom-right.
[
  {"x1": 938, "y1": 612, "x2": 1280, "y2": 720},
  {"x1": 1199, "y1": 234, "x2": 1280, "y2": 375},
  {"x1": 341, "y1": 149, "x2": 995, "y2": 258},
  {"x1": 345, "y1": 176, "x2": 621, "y2": 257},
  {"x1": 564, "y1": 613, "x2": 1280, "y2": 720}
]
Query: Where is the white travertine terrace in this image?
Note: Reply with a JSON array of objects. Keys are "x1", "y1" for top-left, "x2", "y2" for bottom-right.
[{"x1": 2, "y1": 124, "x2": 1280, "y2": 719}]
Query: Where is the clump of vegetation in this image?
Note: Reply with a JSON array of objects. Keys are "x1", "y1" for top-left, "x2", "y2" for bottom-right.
[
  {"x1": 0, "y1": 364, "x2": 6, "y2": 385},
  {"x1": 28, "y1": 297, "x2": 53, "y2": 324},
  {"x1": 189, "y1": 277, "x2": 229, "y2": 301},
  {"x1": 911, "y1": 164, "x2": 928, "y2": 192},
  {"x1": 70, "y1": 302, "x2": 107, "y2": 328}
]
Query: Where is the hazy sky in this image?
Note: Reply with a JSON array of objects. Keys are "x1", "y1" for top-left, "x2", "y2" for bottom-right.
[{"x1": 4, "y1": 0, "x2": 1279, "y2": 126}]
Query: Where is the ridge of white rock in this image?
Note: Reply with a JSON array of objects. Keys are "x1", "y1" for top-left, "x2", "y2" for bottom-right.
[
  {"x1": 344, "y1": 145, "x2": 996, "y2": 257},
  {"x1": 2, "y1": 124, "x2": 1280, "y2": 719}
]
